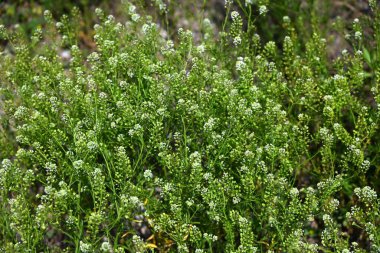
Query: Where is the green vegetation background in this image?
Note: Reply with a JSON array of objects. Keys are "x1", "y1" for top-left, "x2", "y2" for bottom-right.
[{"x1": 0, "y1": 0, "x2": 380, "y2": 252}]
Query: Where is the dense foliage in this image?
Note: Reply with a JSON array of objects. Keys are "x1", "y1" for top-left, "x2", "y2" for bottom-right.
[{"x1": 0, "y1": 0, "x2": 380, "y2": 252}]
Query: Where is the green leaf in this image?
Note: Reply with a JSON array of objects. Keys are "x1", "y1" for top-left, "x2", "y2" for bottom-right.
[{"x1": 363, "y1": 47, "x2": 372, "y2": 66}]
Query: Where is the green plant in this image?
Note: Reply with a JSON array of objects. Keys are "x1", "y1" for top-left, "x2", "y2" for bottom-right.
[{"x1": 0, "y1": 1, "x2": 379, "y2": 252}]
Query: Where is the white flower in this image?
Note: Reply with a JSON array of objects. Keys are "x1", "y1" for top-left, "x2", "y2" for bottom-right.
[
  {"x1": 119, "y1": 80, "x2": 128, "y2": 88},
  {"x1": 129, "y1": 124, "x2": 143, "y2": 137},
  {"x1": 57, "y1": 189, "x2": 68, "y2": 198},
  {"x1": 95, "y1": 8, "x2": 103, "y2": 16},
  {"x1": 197, "y1": 44, "x2": 205, "y2": 54},
  {"x1": 56, "y1": 22, "x2": 64, "y2": 29},
  {"x1": 129, "y1": 5, "x2": 136, "y2": 13},
  {"x1": 225, "y1": 0, "x2": 233, "y2": 7},
  {"x1": 245, "y1": 0, "x2": 253, "y2": 6},
  {"x1": 80, "y1": 241, "x2": 91, "y2": 252},
  {"x1": 259, "y1": 5, "x2": 268, "y2": 15},
  {"x1": 157, "y1": 1, "x2": 167, "y2": 12},
  {"x1": 73, "y1": 160, "x2": 84, "y2": 169},
  {"x1": 323, "y1": 95, "x2": 333, "y2": 101},
  {"x1": 45, "y1": 162, "x2": 57, "y2": 173},
  {"x1": 233, "y1": 36, "x2": 242, "y2": 46},
  {"x1": 132, "y1": 13, "x2": 140, "y2": 22},
  {"x1": 232, "y1": 196, "x2": 241, "y2": 204},
  {"x1": 251, "y1": 102, "x2": 261, "y2": 111},
  {"x1": 323, "y1": 214, "x2": 332, "y2": 225},
  {"x1": 104, "y1": 40, "x2": 115, "y2": 48},
  {"x1": 129, "y1": 196, "x2": 140, "y2": 205},
  {"x1": 14, "y1": 106, "x2": 28, "y2": 120},
  {"x1": 99, "y1": 92, "x2": 108, "y2": 99},
  {"x1": 87, "y1": 52, "x2": 99, "y2": 62},
  {"x1": 87, "y1": 141, "x2": 97, "y2": 150},
  {"x1": 203, "y1": 172, "x2": 212, "y2": 181},
  {"x1": 101, "y1": 241, "x2": 112, "y2": 252},
  {"x1": 186, "y1": 199, "x2": 194, "y2": 206},
  {"x1": 355, "y1": 186, "x2": 377, "y2": 202},
  {"x1": 354, "y1": 31, "x2": 362, "y2": 40},
  {"x1": 108, "y1": 57, "x2": 118, "y2": 68},
  {"x1": 204, "y1": 117, "x2": 216, "y2": 131},
  {"x1": 361, "y1": 160, "x2": 370, "y2": 172},
  {"x1": 290, "y1": 188, "x2": 299, "y2": 197},
  {"x1": 107, "y1": 15, "x2": 115, "y2": 21},
  {"x1": 231, "y1": 11, "x2": 239, "y2": 20},
  {"x1": 144, "y1": 169, "x2": 153, "y2": 179},
  {"x1": 236, "y1": 57, "x2": 246, "y2": 71},
  {"x1": 1, "y1": 159, "x2": 12, "y2": 170},
  {"x1": 142, "y1": 24, "x2": 150, "y2": 34}
]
